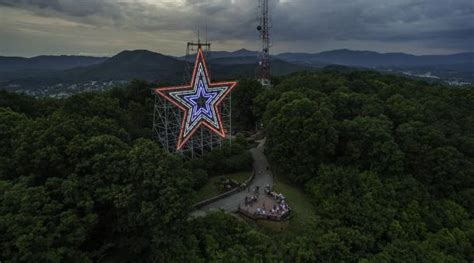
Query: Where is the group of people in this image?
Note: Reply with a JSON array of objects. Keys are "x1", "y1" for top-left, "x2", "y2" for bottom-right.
[
  {"x1": 244, "y1": 195, "x2": 259, "y2": 206},
  {"x1": 268, "y1": 191, "x2": 285, "y2": 202},
  {"x1": 244, "y1": 185, "x2": 262, "y2": 206},
  {"x1": 255, "y1": 196, "x2": 289, "y2": 217},
  {"x1": 240, "y1": 183, "x2": 290, "y2": 220},
  {"x1": 264, "y1": 184, "x2": 271, "y2": 194}
]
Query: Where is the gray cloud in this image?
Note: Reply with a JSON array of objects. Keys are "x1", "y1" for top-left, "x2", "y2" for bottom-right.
[{"x1": 0, "y1": 0, "x2": 472, "y2": 56}]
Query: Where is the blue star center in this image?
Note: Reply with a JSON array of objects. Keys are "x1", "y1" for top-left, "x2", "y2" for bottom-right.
[{"x1": 183, "y1": 77, "x2": 218, "y2": 122}]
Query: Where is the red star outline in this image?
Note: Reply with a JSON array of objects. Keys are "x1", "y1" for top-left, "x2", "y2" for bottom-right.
[{"x1": 154, "y1": 47, "x2": 237, "y2": 150}]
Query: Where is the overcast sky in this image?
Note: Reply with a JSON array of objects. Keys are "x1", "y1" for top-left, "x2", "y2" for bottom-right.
[{"x1": 0, "y1": 0, "x2": 473, "y2": 57}]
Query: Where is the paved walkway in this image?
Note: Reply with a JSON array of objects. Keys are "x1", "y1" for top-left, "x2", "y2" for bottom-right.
[{"x1": 191, "y1": 139, "x2": 273, "y2": 217}]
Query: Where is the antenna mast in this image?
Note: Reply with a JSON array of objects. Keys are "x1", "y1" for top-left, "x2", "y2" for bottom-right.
[{"x1": 257, "y1": 0, "x2": 271, "y2": 87}]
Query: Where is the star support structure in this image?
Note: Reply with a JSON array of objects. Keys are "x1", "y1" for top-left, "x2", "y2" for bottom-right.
[{"x1": 154, "y1": 47, "x2": 237, "y2": 150}]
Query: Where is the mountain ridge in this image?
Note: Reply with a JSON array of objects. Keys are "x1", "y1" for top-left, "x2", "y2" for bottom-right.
[
  {"x1": 0, "y1": 49, "x2": 307, "y2": 91},
  {"x1": 0, "y1": 55, "x2": 108, "y2": 72},
  {"x1": 277, "y1": 49, "x2": 474, "y2": 67},
  {"x1": 2, "y1": 49, "x2": 472, "y2": 74},
  {"x1": 0, "y1": 49, "x2": 472, "y2": 96}
]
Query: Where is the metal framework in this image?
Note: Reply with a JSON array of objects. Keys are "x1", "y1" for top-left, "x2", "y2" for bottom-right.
[
  {"x1": 153, "y1": 41, "x2": 232, "y2": 158},
  {"x1": 257, "y1": 0, "x2": 271, "y2": 87}
]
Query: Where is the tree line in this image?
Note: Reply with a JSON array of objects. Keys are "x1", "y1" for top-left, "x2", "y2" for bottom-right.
[{"x1": 256, "y1": 70, "x2": 474, "y2": 261}]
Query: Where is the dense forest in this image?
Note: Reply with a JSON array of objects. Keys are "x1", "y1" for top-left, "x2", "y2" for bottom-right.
[{"x1": 0, "y1": 70, "x2": 473, "y2": 262}]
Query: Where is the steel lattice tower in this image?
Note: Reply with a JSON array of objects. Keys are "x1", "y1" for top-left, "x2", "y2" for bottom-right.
[
  {"x1": 257, "y1": 0, "x2": 271, "y2": 87},
  {"x1": 152, "y1": 41, "x2": 232, "y2": 158}
]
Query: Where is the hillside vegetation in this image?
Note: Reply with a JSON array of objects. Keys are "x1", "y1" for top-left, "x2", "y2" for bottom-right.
[{"x1": 0, "y1": 71, "x2": 473, "y2": 262}]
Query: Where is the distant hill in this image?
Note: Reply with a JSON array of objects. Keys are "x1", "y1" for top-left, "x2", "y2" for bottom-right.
[
  {"x1": 0, "y1": 50, "x2": 307, "y2": 94},
  {"x1": 0, "y1": 55, "x2": 107, "y2": 72},
  {"x1": 209, "y1": 58, "x2": 309, "y2": 79},
  {"x1": 182, "y1": 48, "x2": 259, "y2": 61},
  {"x1": 0, "y1": 55, "x2": 109, "y2": 82},
  {"x1": 276, "y1": 49, "x2": 474, "y2": 84},
  {"x1": 59, "y1": 50, "x2": 185, "y2": 83},
  {"x1": 277, "y1": 49, "x2": 474, "y2": 68}
]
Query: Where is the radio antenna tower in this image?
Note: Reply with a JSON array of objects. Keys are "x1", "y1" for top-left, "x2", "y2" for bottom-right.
[{"x1": 257, "y1": 0, "x2": 271, "y2": 87}]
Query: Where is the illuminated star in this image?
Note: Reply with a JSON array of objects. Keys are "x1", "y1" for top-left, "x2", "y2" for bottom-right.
[{"x1": 154, "y1": 47, "x2": 237, "y2": 150}]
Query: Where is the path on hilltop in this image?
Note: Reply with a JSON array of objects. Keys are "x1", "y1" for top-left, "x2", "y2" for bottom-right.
[{"x1": 191, "y1": 139, "x2": 273, "y2": 217}]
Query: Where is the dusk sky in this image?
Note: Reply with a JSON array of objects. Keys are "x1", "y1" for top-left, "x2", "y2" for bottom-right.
[{"x1": 0, "y1": 0, "x2": 473, "y2": 57}]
